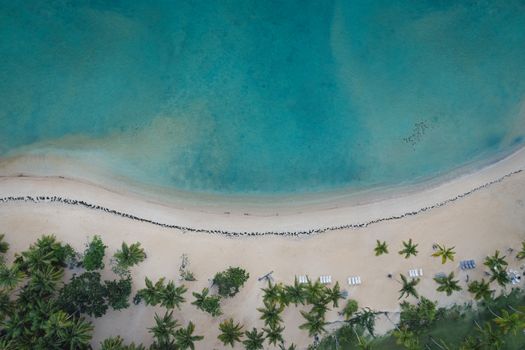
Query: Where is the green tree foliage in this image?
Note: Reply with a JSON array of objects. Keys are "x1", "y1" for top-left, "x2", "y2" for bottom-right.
[
  {"x1": 243, "y1": 328, "x2": 265, "y2": 350},
  {"x1": 149, "y1": 310, "x2": 179, "y2": 349},
  {"x1": 326, "y1": 281, "x2": 344, "y2": 308},
  {"x1": 174, "y1": 321, "x2": 204, "y2": 350},
  {"x1": 134, "y1": 277, "x2": 186, "y2": 309},
  {"x1": 262, "y1": 281, "x2": 285, "y2": 305},
  {"x1": 283, "y1": 277, "x2": 306, "y2": 306},
  {"x1": 0, "y1": 264, "x2": 25, "y2": 291},
  {"x1": 341, "y1": 299, "x2": 359, "y2": 320},
  {"x1": 82, "y1": 235, "x2": 107, "y2": 271},
  {"x1": 484, "y1": 250, "x2": 508, "y2": 272},
  {"x1": 399, "y1": 297, "x2": 438, "y2": 332},
  {"x1": 374, "y1": 240, "x2": 389, "y2": 256},
  {"x1": 467, "y1": 279, "x2": 493, "y2": 301},
  {"x1": 434, "y1": 272, "x2": 462, "y2": 296},
  {"x1": 431, "y1": 244, "x2": 456, "y2": 264},
  {"x1": 516, "y1": 241, "x2": 525, "y2": 260},
  {"x1": 263, "y1": 323, "x2": 285, "y2": 346},
  {"x1": 112, "y1": 242, "x2": 146, "y2": 276},
  {"x1": 58, "y1": 271, "x2": 109, "y2": 317},
  {"x1": 398, "y1": 239, "x2": 418, "y2": 259},
  {"x1": 15, "y1": 235, "x2": 74, "y2": 273},
  {"x1": 398, "y1": 274, "x2": 420, "y2": 299},
  {"x1": 191, "y1": 287, "x2": 222, "y2": 317},
  {"x1": 213, "y1": 266, "x2": 249, "y2": 298},
  {"x1": 218, "y1": 318, "x2": 244, "y2": 347},
  {"x1": 393, "y1": 327, "x2": 420, "y2": 350},
  {"x1": 105, "y1": 277, "x2": 132, "y2": 310},
  {"x1": 0, "y1": 234, "x2": 9, "y2": 264},
  {"x1": 100, "y1": 335, "x2": 146, "y2": 350},
  {"x1": 348, "y1": 308, "x2": 380, "y2": 337},
  {"x1": 299, "y1": 310, "x2": 328, "y2": 337},
  {"x1": 257, "y1": 300, "x2": 285, "y2": 328}
]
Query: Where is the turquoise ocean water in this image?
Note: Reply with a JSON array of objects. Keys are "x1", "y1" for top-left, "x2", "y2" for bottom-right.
[{"x1": 1, "y1": 0, "x2": 525, "y2": 195}]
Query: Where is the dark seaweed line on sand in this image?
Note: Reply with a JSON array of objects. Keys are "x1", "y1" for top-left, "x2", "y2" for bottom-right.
[{"x1": 0, "y1": 169, "x2": 522, "y2": 237}]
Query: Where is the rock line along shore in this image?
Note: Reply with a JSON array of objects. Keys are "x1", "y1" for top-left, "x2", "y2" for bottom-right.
[{"x1": 0, "y1": 169, "x2": 522, "y2": 237}]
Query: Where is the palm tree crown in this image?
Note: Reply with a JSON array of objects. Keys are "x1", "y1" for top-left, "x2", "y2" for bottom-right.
[
  {"x1": 243, "y1": 328, "x2": 265, "y2": 350},
  {"x1": 263, "y1": 324, "x2": 285, "y2": 346},
  {"x1": 218, "y1": 318, "x2": 244, "y2": 347},
  {"x1": 299, "y1": 310, "x2": 328, "y2": 337},
  {"x1": 283, "y1": 277, "x2": 306, "y2": 306},
  {"x1": 516, "y1": 241, "x2": 525, "y2": 260},
  {"x1": 399, "y1": 239, "x2": 418, "y2": 259},
  {"x1": 257, "y1": 300, "x2": 285, "y2": 328},
  {"x1": 431, "y1": 244, "x2": 456, "y2": 264},
  {"x1": 484, "y1": 250, "x2": 508, "y2": 272},
  {"x1": 467, "y1": 279, "x2": 493, "y2": 300},
  {"x1": 374, "y1": 240, "x2": 389, "y2": 256},
  {"x1": 398, "y1": 274, "x2": 420, "y2": 299},
  {"x1": 174, "y1": 321, "x2": 203, "y2": 350},
  {"x1": 434, "y1": 272, "x2": 461, "y2": 296}
]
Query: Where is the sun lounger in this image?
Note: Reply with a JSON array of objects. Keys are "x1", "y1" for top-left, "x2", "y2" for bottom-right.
[
  {"x1": 348, "y1": 276, "x2": 362, "y2": 286},
  {"x1": 319, "y1": 275, "x2": 332, "y2": 284},
  {"x1": 297, "y1": 275, "x2": 308, "y2": 284},
  {"x1": 408, "y1": 268, "x2": 423, "y2": 278},
  {"x1": 434, "y1": 272, "x2": 446, "y2": 279},
  {"x1": 460, "y1": 259, "x2": 476, "y2": 270}
]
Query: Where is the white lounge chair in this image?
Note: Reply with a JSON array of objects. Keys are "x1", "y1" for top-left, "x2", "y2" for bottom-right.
[
  {"x1": 408, "y1": 268, "x2": 423, "y2": 278},
  {"x1": 319, "y1": 275, "x2": 332, "y2": 284},
  {"x1": 348, "y1": 276, "x2": 362, "y2": 286},
  {"x1": 297, "y1": 275, "x2": 308, "y2": 284}
]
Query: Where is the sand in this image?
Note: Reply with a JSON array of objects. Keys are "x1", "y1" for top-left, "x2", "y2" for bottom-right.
[{"x1": 1, "y1": 148, "x2": 525, "y2": 348}]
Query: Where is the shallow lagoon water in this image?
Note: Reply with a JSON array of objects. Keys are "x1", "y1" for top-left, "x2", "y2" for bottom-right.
[{"x1": 1, "y1": 0, "x2": 525, "y2": 195}]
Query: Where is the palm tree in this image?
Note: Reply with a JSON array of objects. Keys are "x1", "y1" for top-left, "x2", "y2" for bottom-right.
[
  {"x1": 374, "y1": 240, "x2": 388, "y2": 256},
  {"x1": 279, "y1": 343, "x2": 297, "y2": 350},
  {"x1": 517, "y1": 241, "x2": 525, "y2": 260},
  {"x1": 311, "y1": 300, "x2": 330, "y2": 318},
  {"x1": 326, "y1": 281, "x2": 344, "y2": 308},
  {"x1": 398, "y1": 274, "x2": 419, "y2": 299},
  {"x1": 341, "y1": 299, "x2": 359, "y2": 320},
  {"x1": 174, "y1": 322, "x2": 203, "y2": 350},
  {"x1": 484, "y1": 250, "x2": 508, "y2": 272},
  {"x1": 0, "y1": 264, "x2": 25, "y2": 290},
  {"x1": 489, "y1": 268, "x2": 510, "y2": 288},
  {"x1": 59, "y1": 316, "x2": 94, "y2": 350},
  {"x1": 160, "y1": 281, "x2": 187, "y2": 309},
  {"x1": 242, "y1": 328, "x2": 265, "y2": 350},
  {"x1": 349, "y1": 308, "x2": 380, "y2": 337},
  {"x1": 262, "y1": 281, "x2": 284, "y2": 305},
  {"x1": 434, "y1": 272, "x2": 461, "y2": 296},
  {"x1": 0, "y1": 234, "x2": 9, "y2": 262},
  {"x1": 257, "y1": 300, "x2": 284, "y2": 328},
  {"x1": 148, "y1": 311, "x2": 179, "y2": 347},
  {"x1": 136, "y1": 277, "x2": 164, "y2": 306},
  {"x1": 431, "y1": 244, "x2": 456, "y2": 264},
  {"x1": 191, "y1": 288, "x2": 222, "y2": 316},
  {"x1": 218, "y1": 318, "x2": 244, "y2": 347},
  {"x1": 299, "y1": 310, "x2": 327, "y2": 337},
  {"x1": 467, "y1": 279, "x2": 493, "y2": 301},
  {"x1": 399, "y1": 239, "x2": 418, "y2": 259},
  {"x1": 113, "y1": 242, "x2": 146, "y2": 269},
  {"x1": 477, "y1": 321, "x2": 503, "y2": 349},
  {"x1": 304, "y1": 279, "x2": 326, "y2": 305},
  {"x1": 263, "y1": 324, "x2": 285, "y2": 346},
  {"x1": 0, "y1": 291, "x2": 12, "y2": 319},
  {"x1": 283, "y1": 277, "x2": 305, "y2": 306},
  {"x1": 28, "y1": 265, "x2": 64, "y2": 297},
  {"x1": 493, "y1": 309, "x2": 525, "y2": 335}
]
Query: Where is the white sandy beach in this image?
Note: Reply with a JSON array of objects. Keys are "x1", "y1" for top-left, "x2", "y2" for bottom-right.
[{"x1": 1, "y1": 148, "x2": 525, "y2": 348}]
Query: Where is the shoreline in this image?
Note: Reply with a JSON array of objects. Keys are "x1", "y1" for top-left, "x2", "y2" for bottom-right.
[
  {"x1": 0, "y1": 168, "x2": 523, "y2": 237},
  {"x1": 1, "y1": 145, "x2": 525, "y2": 234}
]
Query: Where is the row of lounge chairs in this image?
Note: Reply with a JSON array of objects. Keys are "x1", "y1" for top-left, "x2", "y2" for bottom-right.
[
  {"x1": 297, "y1": 275, "x2": 362, "y2": 286},
  {"x1": 408, "y1": 268, "x2": 423, "y2": 278},
  {"x1": 295, "y1": 258, "x2": 480, "y2": 287}
]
